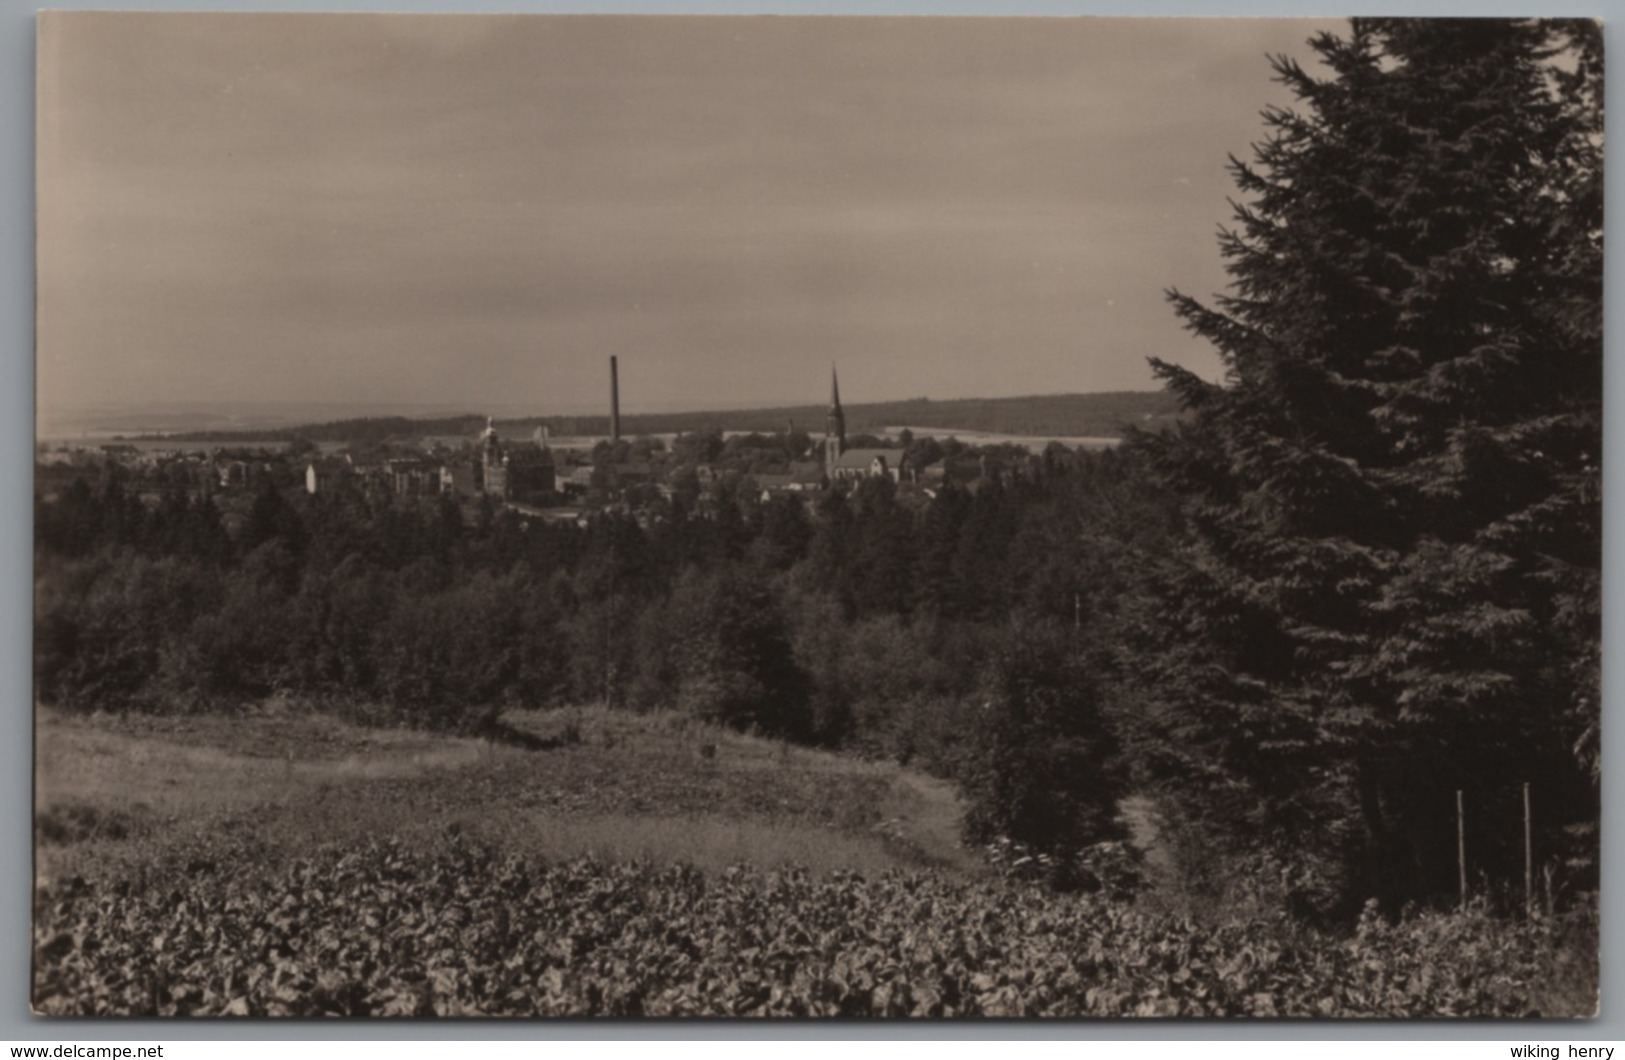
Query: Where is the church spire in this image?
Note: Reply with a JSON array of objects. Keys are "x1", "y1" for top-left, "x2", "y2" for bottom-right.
[{"x1": 824, "y1": 364, "x2": 847, "y2": 477}]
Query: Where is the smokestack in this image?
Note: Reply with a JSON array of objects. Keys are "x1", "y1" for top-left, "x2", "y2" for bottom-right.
[{"x1": 610, "y1": 356, "x2": 621, "y2": 443}]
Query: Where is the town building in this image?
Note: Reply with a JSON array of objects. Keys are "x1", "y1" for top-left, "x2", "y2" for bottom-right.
[
  {"x1": 386, "y1": 457, "x2": 441, "y2": 497},
  {"x1": 829, "y1": 448, "x2": 909, "y2": 483},
  {"x1": 755, "y1": 461, "x2": 826, "y2": 500},
  {"x1": 475, "y1": 417, "x2": 555, "y2": 502},
  {"x1": 440, "y1": 462, "x2": 478, "y2": 497},
  {"x1": 215, "y1": 459, "x2": 248, "y2": 489}
]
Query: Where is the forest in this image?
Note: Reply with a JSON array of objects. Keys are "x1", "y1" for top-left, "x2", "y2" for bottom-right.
[{"x1": 34, "y1": 17, "x2": 1602, "y2": 929}]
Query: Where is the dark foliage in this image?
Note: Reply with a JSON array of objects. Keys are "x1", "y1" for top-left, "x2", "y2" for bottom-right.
[
  {"x1": 960, "y1": 623, "x2": 1125, "y2": 862},
  {"x1": 1135, "y1": 18, "x2": 1602, "y2": 913}
]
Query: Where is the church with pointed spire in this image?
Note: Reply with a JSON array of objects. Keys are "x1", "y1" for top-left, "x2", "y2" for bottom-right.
[
  {"x1": 823, "y1": 365, "x2": 847, "y2": 478},
  {"x1": 822, "y1": 365, "x2": 910, "y2": 484}
]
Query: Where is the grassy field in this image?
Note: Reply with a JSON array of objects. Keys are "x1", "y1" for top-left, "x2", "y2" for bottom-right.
[{"x1": 35, "y1": 704, "x2": 983, "y2": 888}]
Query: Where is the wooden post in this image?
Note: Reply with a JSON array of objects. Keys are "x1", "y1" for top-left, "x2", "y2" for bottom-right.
[
  {"x1": 1523, "y1": 781, "x2": 1533, "y2": 919},
  {"x1": 603, "y1": 541, "x2": 615, "y2": 707},
  {"x1": 1457, "y1": 789, "x2": 1467, "y2": 913}
]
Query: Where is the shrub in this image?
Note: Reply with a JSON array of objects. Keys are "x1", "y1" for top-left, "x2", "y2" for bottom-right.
[
  {"x1": 665, "y1": 566, "x2": 810, "y2": 739},
  {"x1": 960, "y1": 622, "x2": 1124, "y2": 858}
]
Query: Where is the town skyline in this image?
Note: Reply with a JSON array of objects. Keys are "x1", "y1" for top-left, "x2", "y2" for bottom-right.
[
  {"x1": 36, "y1": 378, "x2": 1179, "y2": 445},
  {"x1": 38, "y1": 13, "x2": 1337, "y2": 429}
]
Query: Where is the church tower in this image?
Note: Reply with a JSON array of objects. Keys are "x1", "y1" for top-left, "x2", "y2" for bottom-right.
[{"x1": 824, "y1": 365, "x2": 847, "y2": 477}]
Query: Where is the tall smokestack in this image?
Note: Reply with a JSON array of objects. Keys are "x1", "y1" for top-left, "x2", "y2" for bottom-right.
[{"x1": 610, "y1": 356, "x2": 621, "y2": 442}]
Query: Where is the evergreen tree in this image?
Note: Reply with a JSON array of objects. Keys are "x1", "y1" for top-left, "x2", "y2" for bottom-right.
[
  {"x1": 243, "y1": 480, "x2": 307, "y2": 560},
  {"x1": 913, "y1": 482, "x2": 971, "y2": 618},
  {"x1": 951, "y1": 476, "x2": 1017, "y2": 621},
  {"x1": 666, "y1": 565, "x2": 810, "y2": 738},
  {"x1": 749, "y1": 493, "x2": 812, "y2": 572},
  {"x1": 847, "y1": 477, "x2": 914, "y2": 617},
  {"x1": 1139, "y1": 19, "x2": 1602, "y2": 909},
  {"x1": 961, "y1": 622, "x2": 1124, "y2": 864}
]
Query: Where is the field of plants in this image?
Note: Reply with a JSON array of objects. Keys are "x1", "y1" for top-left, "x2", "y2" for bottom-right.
[{"x1": 34, "y1": 834, "x2": 1596, "y2": 1018}]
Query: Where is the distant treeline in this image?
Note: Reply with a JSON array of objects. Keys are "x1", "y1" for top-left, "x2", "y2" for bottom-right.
[{"x1": 155, "y1": 391, "x2": 1183, "y2": 446}]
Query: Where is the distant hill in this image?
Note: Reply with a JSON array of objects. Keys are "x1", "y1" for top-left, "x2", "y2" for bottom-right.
[{"x1": 157, "y1": 391, "x2": 1183, "y2": 445}]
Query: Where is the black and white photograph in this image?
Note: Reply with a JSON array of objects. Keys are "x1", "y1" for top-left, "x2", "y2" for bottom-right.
[{"x1": 31, "y1": 12, "x2": 1602, "y2": 1019}]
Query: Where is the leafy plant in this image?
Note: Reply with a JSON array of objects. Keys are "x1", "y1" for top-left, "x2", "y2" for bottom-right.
[{"x1": 33, "y1": 837, "x2": 1595, "y2": 1018}]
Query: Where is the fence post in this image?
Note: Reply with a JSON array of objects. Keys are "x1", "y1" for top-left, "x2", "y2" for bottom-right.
[
  {"x1": 1524, "y1": 781, "x2": 1533, "y2": 918},
  {"x1": 1457, "y1": 789, "x2": 1467, "y2": 913}
]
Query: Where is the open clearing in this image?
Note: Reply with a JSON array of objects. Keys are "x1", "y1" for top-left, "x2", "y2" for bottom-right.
[{"x1": 35, "y1": 705, "x2": 984, "y2": 885}]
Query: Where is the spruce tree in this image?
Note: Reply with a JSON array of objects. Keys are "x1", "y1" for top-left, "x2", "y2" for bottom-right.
[{"x1": 1138, "y1": 19, "x2": 1602, "y2": 909}]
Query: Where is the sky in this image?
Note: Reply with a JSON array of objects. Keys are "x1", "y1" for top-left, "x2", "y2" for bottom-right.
[{"x1": 36, "y1": 13, "x2": 1339, "y2": 425}]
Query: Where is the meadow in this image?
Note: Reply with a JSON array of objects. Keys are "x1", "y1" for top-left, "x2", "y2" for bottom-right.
[{"x1": 35, "y1": 705, "x2": 976, "y2": 886}]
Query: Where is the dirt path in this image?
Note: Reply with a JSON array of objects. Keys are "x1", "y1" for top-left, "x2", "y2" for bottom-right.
[
  {"x1": 875, "y1": 771, "x2": 985, "y2": 875},
  {"x1": 1117, "y1": 793, "x2": 1178, "y2": 891}
]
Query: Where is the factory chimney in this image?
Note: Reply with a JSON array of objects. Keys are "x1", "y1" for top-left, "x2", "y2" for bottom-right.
[{"x1": 610, "y1": 356, "x2": 621, "y2": 443}]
